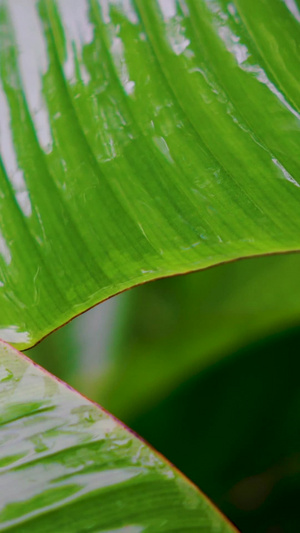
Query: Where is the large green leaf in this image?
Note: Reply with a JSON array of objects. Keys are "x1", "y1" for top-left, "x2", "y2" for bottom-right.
[
  {"x1": 0, "y1": 0, "x2": 300, "y2": 349},
  {"x1": 0, "y1": 339, "x2": 237, "y2": 532}
]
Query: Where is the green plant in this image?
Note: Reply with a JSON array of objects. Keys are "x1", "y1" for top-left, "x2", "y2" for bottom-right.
[{"x1": 0, "y1": 0, "x2": 299, "y2": 531}]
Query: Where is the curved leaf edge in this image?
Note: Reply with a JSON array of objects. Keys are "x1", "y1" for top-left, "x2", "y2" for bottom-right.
[
  {"x1": 0, "y1": 338, "x2": 239, "y2": 532},
  {"x1": 22, "y1": 248, "x2": 300, "y2": 352}
]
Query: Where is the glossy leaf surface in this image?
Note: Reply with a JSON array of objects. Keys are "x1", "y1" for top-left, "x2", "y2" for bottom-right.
[
  {"x1": 0, "y1": 340, "x2": 236, "y2": 532},
  {"x1": 0, "y1": 0, "x2": 300, "y2": 348}
]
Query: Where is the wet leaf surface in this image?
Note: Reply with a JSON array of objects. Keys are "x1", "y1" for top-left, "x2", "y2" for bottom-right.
[
  {"x1": 0, "y1": 340, "x2": 237, "y2": 532},
  {"x1": 0, "y1": 0, "x2": 299, "y2": 348}
]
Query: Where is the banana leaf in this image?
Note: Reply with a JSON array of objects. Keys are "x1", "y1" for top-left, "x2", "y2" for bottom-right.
[
  {"x1": 0, "y1": 340, "x2": 237, "y2": 532},
  {"x1": 0, "y1": 0, "x2": 299, "y2": 349}
]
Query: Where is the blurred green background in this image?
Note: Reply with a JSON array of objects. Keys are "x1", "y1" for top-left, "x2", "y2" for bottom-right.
[{"x1": 29, "y1": 253, "x2": 300, "y2": 533}]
